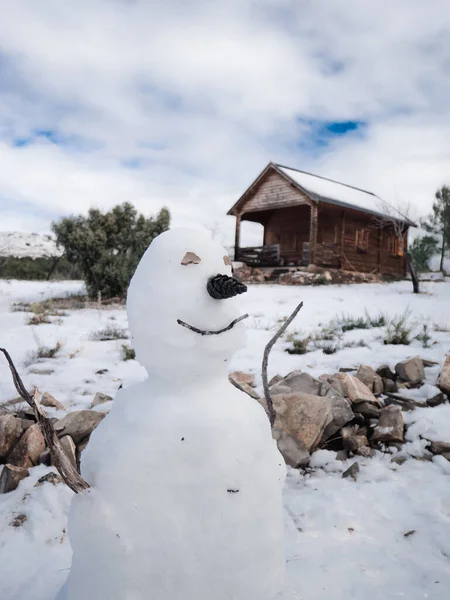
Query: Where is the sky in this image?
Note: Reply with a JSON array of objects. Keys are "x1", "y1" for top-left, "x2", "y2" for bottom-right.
[{"x1": 1, "y1": 0, "x2": 450, "y2": 245}]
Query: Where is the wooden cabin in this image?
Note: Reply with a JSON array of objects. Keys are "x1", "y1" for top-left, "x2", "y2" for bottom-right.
[{"x1": 227, "y1": 163, "x2": 415, "y2": 277}]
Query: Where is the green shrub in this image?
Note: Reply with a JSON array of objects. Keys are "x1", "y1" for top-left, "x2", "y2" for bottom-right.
[
  {"x1": 384, "y1": 310, "x2": 413, "y2": 345},
  {"x1": 0, "y1": 256, "x2": 81, "y2": 281},
  {"x1": 415, "y1": 324, "x2": 432, "y2": 348},
  {"x1": 285, "y1": 334, "x2": 311, "y2": 355},
  {"x1": 121, "y1": 344, "x2": 136, "y2": 361},
  {"x1": 91, "y1": 324, "x2": 129, "y2": 341},
  {"x1": 52, "y1": 202, "x2": 170, "y2": 299},
  {"x1": 25, "y1": 342, "x2": 62, "y2": 366}
]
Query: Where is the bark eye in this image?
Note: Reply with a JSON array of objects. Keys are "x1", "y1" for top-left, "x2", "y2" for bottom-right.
[{"x1": 181, "y1": 252, "x2": 201, "y2": 265}]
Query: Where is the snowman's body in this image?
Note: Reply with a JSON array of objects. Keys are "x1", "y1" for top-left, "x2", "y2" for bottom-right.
[{"x1": 58, "y1": 229, "x2": 286, "y2": 600}]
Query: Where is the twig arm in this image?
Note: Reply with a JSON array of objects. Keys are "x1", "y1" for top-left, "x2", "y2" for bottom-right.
[
  {"x1": 0, "y1": 348, "x2": 90, "y2": 494},
  {"x1": 262, "y1": 302, "x2": 304, "y2": 428}
]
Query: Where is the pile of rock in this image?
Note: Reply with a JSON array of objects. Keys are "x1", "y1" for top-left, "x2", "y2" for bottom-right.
[
  {"x1": 230, "y1": 355, "x2": 450, "y2": 468},
  {"x1": 0, "y1": 392, "x2": 111, "y2": 493},
  {"x1": 233, "y1": 263, "x2": 381, "y2": 286}
]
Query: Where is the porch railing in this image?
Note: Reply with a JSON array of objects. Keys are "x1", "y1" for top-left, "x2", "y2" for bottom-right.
[{"x1": 236, "y1": 244, "x2": 281, "y2": 266}]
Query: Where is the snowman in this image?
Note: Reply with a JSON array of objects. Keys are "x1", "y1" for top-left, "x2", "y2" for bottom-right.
[{"x1": 56, "y1": 228, "x2": 286, "y2": 600}]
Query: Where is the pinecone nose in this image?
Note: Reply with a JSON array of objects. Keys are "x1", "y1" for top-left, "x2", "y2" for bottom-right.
[{"x1": 207, "y1": 274, "x2": 248, "y2": 299}]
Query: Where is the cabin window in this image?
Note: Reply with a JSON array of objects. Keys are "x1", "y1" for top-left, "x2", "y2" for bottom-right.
[
  {"x1": 355, "y1": 229, "x2": 369, "y2": 252},
  {"x1": 388, "y1": 236, "x2": 404, "y2": 257}
]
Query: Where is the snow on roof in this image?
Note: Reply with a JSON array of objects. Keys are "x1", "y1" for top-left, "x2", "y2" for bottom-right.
[
  {"x1": 0, "y1": 232, "x2": 62, "y2": 259},
  {"x1": 276, "y1": 164, "x2": 411, "y2": 223}
]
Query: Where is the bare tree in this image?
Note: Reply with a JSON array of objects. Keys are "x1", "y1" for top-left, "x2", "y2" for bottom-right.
[{"x1": 372, "y1": 199, "x2": 419, "y2": 293}]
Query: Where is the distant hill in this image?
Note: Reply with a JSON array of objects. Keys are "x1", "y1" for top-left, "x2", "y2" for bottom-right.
[{"x1": 0, "y1": 232, "x2": 62, "y2": 259}]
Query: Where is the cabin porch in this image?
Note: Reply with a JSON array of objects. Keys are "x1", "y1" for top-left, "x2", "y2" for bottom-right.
[{"x1": 234, "y1": 205, "x2": 315, "y2": 267}]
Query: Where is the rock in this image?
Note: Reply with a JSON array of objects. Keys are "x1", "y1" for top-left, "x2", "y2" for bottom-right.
[
  {"x1": 229, "y1": 371, "x2": 255, "y2": 387},
  {"x1": 7, "y1": 423, "x2": 46, "y2": 468},
  {"x1": 336, "y1": 450, "x2": 348, "y2": 461},
  {"x1": 426, "y1": 392, "x2": 446, "y2": 407},
  {"x1": 272, "y1": 429, "x2": 310, "y2": 467},
  {"x1": 371, "y1": 406, "x2": 404, "y2": 444},
  {"x1": 319, "y1": 373, "x2": 346, "y2": 396},
  {"x1": 9, "y1": 513, "x2": 27, "y2": 527},
  {"x1": 0, "y1": 464, "x2": 29, "y2": 493},
  {"x1": 0, "y1": 414, "x2": 23, "y2": 460},
  {"x1": 323, "y1": 271, "x2": 333, "y2": 282},
  {"x1": 91, "y1": 392, "x2": 113, "y2": 408},
  {"x1": 41, "y1": 392, "x2": 65, "y2": 410},
  {"x1": 422, "y1": 359, "x2": 439, "y2": 367},
  {"x1": 356, "y1": 365, "x2": 377, "y2": 389},
  {"x1": 273, "y1": 371, "x2": 321, "y2": 396},
  {"x1": 35, "y1": 472, "x2": 63, "y2": 487},
  {"x1": 230, "y1": 378, "x2": 260, "y2": 400},
  {"x1": 373, "y1": 376, "x2": 384, "y2": 396},
  {"x1": 357, "y1": 446, "x2": 374, "y2": 458},
  {"x1": 353, "y1": 402, "x2": 381, "y2": 419},
  {"x1": 268, "y1": 374, "x2": 283, "y2": 387},
  {"x1": 20, "y1": 419, "x2": 33, "y2": 433},
  {"x1": 271, "y1": 392, "x2": 333, "y2": 461},
  {"x1": 383, "y1": 378, "x2": 398, "y2": 394},
  {"x1": 345, "y1": 433, "x2": 370, "y2": 453},
  {"x1": 321, "y1": 395, "x2": 354, "y2": 442},
  {"x1": 339, "y1": 367, "x2": 356, "y2": 373},
  {"x1": 376, "y1": 365, "x2": 397, "y2": 380},
  {"x1": 395, "y1": 357, "x2": 425, "y2": 385},
  {"x1": 54, "y1": 410, "x2": 106, "y2": 444},
  {"x1": 39, "y1": 449, "x2": 51, "y2": 466},
  {"x1": 342, "y1": 462, "x2": 360, "y2": 480},
  {"x1": 28, "y1": 368, "x2": 55, "y2": 375},
  {"x1": 428, "y1": 440, "x2": 450, "y2": 455},
  {"x1": 438, "y1": 355, "x2": 450, "y2": 396},
  {"x1": 58, "y1": 435, "x2": 77, "y2": 467},
  {"x1": 339, "y1": 373, "x2": 381, "y2": 405}
]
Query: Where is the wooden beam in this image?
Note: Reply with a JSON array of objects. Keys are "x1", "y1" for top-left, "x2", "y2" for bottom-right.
[
  {"x1": 309, "y1": 203, "x2": 318, "y2": 264},
  {"x1": 340, "y1": 211, "x2": 346, "y2": 269},
  {"x1": 234, "y1": 214, "x2": 242, "y2": 261},
  {"x1": 379, "y1": 227, "x2": 383, "y2": 274}
]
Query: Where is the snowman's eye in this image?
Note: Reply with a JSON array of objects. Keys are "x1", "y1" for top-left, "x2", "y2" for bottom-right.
[
  {"x1": 181, "y1": 251, "x2": 201, "y2": 265},
  {"x1": 223, "y1": 255, "x2": 232, "y2": 266}
]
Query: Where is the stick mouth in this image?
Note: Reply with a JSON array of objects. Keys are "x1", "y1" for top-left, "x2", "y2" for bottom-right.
[{"x1": 177, "y1": 314, "x2": 249, "y2": 336}]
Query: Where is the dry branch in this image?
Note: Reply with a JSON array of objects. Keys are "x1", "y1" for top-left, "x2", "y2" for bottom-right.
[
  {"x1": 0, "y1": 348, "x2": 90, "y2": 494},
  {"x1": 177, "y1": 313, "x2": 249, "y2": 336},
  {"x1": 262, "y1": 302, "x2": 304, "y2": 428}
]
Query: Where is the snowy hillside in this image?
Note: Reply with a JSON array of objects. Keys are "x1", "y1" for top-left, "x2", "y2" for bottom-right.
[
  {"x1": 1, "y1": 279, "x2": 450, "y2": 599},
  {"x1": 0, "y1": 232, "x2": 62, "y2": 258}
]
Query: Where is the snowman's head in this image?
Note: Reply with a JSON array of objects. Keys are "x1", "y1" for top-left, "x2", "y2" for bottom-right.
[{"x1": 127, "y1": 228, "x2": 248, "y2": 382}]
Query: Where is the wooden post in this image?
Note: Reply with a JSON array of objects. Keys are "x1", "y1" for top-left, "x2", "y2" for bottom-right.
[
  {"x1": 309, "y1": 203, "x2": 318, "y2": 265},
  {"x1": 234, "y1": 214, "x2": 241, "y2": 261},
  {"x1": 378, "y1": 228, "x2": 383, "y2": 274},
  {"x1": 340, "y1": 211, "x2": 346, "y2": 269}
]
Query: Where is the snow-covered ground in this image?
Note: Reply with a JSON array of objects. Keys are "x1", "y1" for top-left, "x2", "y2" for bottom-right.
[
  {"x1": 1, "y1": 278, "x2": 450, "y2": 599},
  {"x1": 0, "y1": 232, "x2": 61, "y2": 258}
]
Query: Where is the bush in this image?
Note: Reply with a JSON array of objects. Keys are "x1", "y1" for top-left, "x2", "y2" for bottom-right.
[
  {"x1": 285, "y1": 334, "x2": 311, "y2": 354},
  {"x1": 384, "y1": 311, "x2": 413, "y2": 345},
  {"x1": 91, "y1": 324, "x2": 129, "y2": 341},
  {"x1": 409, "y1": 235, "x2": 439, "y2": 272},
  {"x1": 415, "y1": 324, "x2": 432, "y2": 348},
  {"x1": 0, "y1": 256, "x2": 81, "y2": 281},
  {"x1": 25, "y1": 342, "x2": 62, "y2": 366},
  {"x1": 52, "y1": 202, "x2": 170, "y2": 299},
  {"x1": 121, "y1": 344, "x2": 136, "y2": 361}
]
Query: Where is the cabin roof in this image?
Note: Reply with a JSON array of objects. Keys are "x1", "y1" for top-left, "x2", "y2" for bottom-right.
[{"x1": 228, "y1": 162, "x2": 416, "y2": 226}]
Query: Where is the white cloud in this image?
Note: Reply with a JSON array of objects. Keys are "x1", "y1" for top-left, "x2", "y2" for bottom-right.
[{"x1": 0, "y1": 0, "x2": 450, "y2": 245}]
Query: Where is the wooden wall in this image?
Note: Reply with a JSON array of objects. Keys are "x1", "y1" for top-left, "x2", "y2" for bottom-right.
[
  {"x1": 264, "y1": 205, "x2": 311, "y2": 264},
  {"x1": 315, "y1": 205, "x2": 407, "y2": 276},
  {"x1": 241, "y1": 171, "x2": 311, "y2": 214}
]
